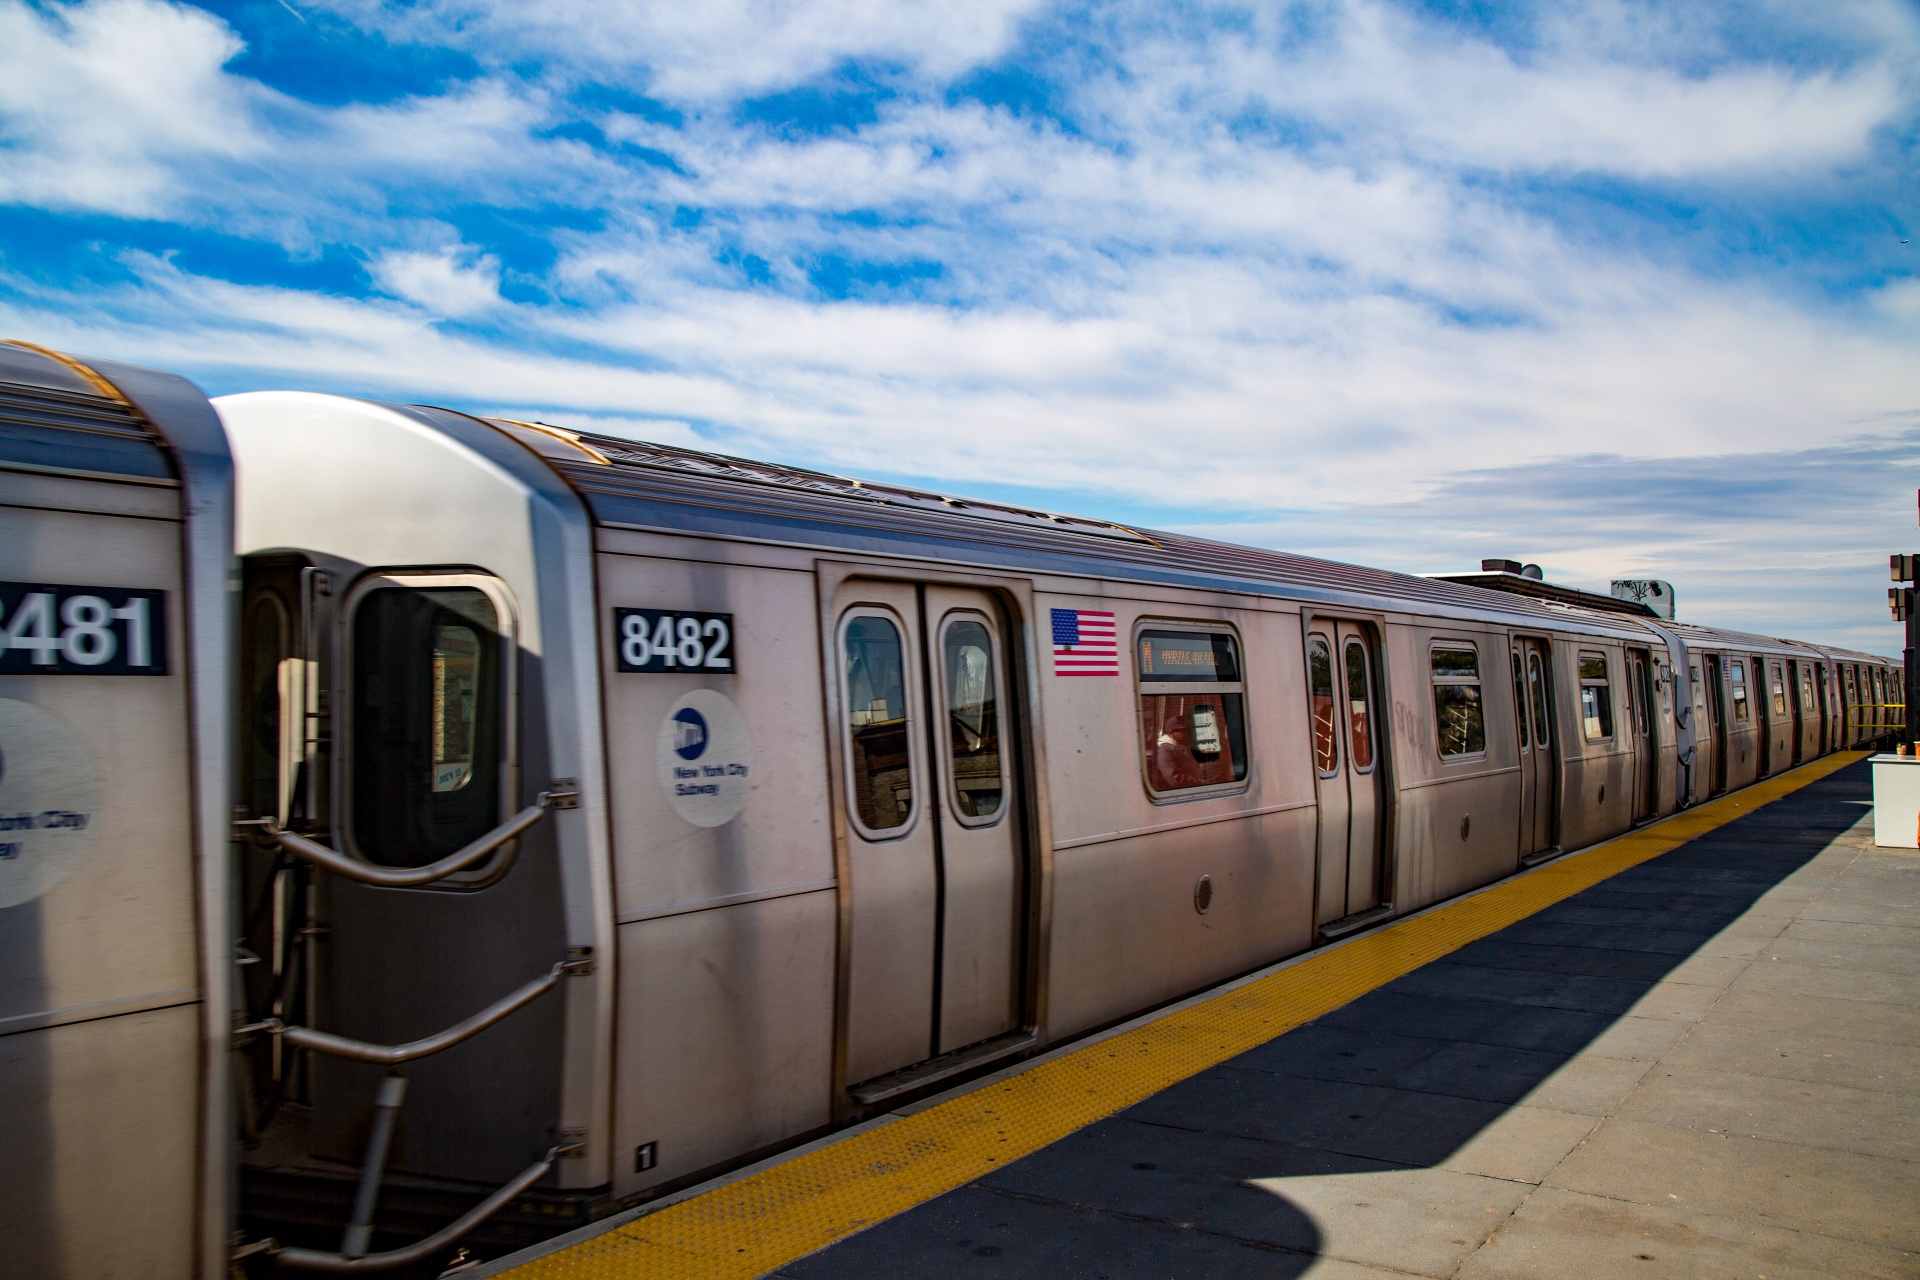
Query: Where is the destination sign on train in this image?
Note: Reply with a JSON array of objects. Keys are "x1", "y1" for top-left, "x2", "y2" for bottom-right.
[
  {"x1": 0, "y1": 582, "x2": 167, "y2": 675},
  {"x1": 615, "y1": 608, "x2": 737, "y2": 673},
  {"x1": 1137, "y1": 630, "x2": 1241, "y2": 682}
]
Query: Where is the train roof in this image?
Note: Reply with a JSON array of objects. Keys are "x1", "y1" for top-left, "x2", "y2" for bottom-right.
[
  {"x1": 213, "y1": 392, "x2": 1898, "y2": 666},
  {"x1": 468, "y1": 414, "x2": 1667, "y2": 639}
]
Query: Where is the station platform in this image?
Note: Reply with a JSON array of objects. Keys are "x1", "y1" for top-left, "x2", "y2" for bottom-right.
[{"x1": 490, "y1": 752, "x2": 1915, "y2": 1280}]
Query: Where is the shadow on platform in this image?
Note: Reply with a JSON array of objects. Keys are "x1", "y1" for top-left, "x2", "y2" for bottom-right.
[{"x1": 775, "y1": 762, "x2": 1871, "y2": 1278}]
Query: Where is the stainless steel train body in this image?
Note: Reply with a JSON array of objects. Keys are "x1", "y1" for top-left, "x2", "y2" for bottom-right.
[
  {"x1": 1, "y1": 351, "x2": 1905, "y2": 1277},
  {"x1": 0, "y1": 344, "x2": 233, "y2": 1279},
  {"x1": 207, "y1": 389, "x2": 1904, "y2": 1268}
]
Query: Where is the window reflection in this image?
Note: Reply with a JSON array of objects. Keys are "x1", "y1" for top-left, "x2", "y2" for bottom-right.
[
  {"x1": 1138, "y1": 629, "x2": 1248, "y2": 793},
  {"x1": 845, "y1": 614, "x2": 913, "y2": 832},
  {"x1": 1309, "y1": 637, "x2": 1338, "y2": 773},
  {"x1": 1345, "y1": 640, "x2": 1374, "y2": 770},
  {"x1": 352, "y1": 585, "x2": 501, "y2": 867},
  {"x1": 1528, "y1": 652, "x2": 1551, "y2": 749},
  {"x1": 1579, "y1": 652, "x2": 1614, "y2": 741},
  {"x1": 1432, "y1": 645, "x2": 1486, "y2": 758},
  {"x1": 944, "y1": 619, "x2": 1003, "y2": 821}
]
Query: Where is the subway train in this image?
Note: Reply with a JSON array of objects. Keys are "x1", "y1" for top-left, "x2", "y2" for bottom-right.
[{"x1": 0, "y1": 342, "x2": 1904, "y2": 1277}]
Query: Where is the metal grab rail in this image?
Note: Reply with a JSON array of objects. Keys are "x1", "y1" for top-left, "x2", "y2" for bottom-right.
[
  {"x1": 262, "y1": 1142, "x2": 581, "y2": 1272},
  {"x1": 240, "y1": 958, "x2": 589, "y2": 1066},
  {"x1": 247, "y1": 785, "x2": 574, "y2": 889}
]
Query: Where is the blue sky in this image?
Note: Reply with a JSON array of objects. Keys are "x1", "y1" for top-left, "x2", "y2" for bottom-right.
[{"x1": 2, "y1": 0, "x2": 1916, "y2": 653}]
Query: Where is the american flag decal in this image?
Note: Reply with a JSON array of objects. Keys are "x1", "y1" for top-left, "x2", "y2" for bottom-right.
[{"x1": 1051, "y1": 608, "x2": 1119, "y2": 676}]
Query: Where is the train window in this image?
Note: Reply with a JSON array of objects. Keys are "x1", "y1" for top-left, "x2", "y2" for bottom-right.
[
  {"x1": 1137, "y1": 629, "x2": 1248, "y2": 795},
  {"x1": 1345, "y1": 640, "x2": 1375, "y2": 771},
  {"x1": 942, "y1": 617, "x2": 1004, "y2": 823},
  {"x1": 1801, "y1": 672, "x2": 1815, "y2": 713},
  {"x1": 1511, "y1": 653, "x2": 1529, "y2": 750},
  {"x1": 1309, "y1": 637, "x2": 1338, "y2": 774},
  {"x1": 843, "y1": 613, "x2": 915, "y2": 834},
  {"x1": 1729, "y1": 661, "x2": 1750, "y2": 721},
  {"x1": 1527, "y1": 651, "x2": 1551, "y2": 750},
  {"x1": 1431, "y1": 645, "x2": 1486, "y2": 758},
  {"x1": 1578, "y1": 652, "x2": 1614, "y2": 741},
  {"x1": 350, "y1": 583, "x2": 505, "y2": 867},
  {"x1": 1770, "y1": 663, "x2": 1788, "y2": 717}
]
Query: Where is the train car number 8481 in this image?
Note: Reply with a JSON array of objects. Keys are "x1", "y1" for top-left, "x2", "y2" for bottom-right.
[{"x1": 0, "y1": 582, "x2": 168, "y2": 676}]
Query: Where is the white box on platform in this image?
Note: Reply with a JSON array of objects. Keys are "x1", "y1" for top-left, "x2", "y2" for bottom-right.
[{"x1": 1871, "y1": 754, "x2": 1920, "y2": 849}]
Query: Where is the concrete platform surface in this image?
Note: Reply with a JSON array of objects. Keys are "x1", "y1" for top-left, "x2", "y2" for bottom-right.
[{"x1": 776, "y1": 760, "x2": 1919, "y2": 1279}]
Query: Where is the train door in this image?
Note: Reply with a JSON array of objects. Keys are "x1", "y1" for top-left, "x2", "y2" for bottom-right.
[
  {"x1": 1627, "y1": 649, "x2": 1657, "y2": 821},
  {"x1": 1308, "y1": 622, "x2": 1384, "y2": 930},
  {"x1": 1767, "y1": 660, "x2": 1792, "y2": 765},
  {"x1": 834, "y1": 579, "x2": 1026, "y2": 1100},
  {"x1": 1752, "y1": 653, "x2": 1774, "y2": 774},
  {"x1": 1704, "y1": 654, "x2": 1728, "y2": 795},
  {"x1": 1512, "y1": 637, "x2": 1557, "y2": 857}
]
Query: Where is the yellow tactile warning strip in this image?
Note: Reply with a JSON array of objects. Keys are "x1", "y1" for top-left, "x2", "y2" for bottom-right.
[{"x1": 510, "y1": 750, "x2": 1871, "y2": 1280}]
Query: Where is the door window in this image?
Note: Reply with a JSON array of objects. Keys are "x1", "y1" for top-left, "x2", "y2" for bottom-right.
[
  {"x1": 1431, "y1": 644, "x2": 1486, "y2": 758},
  {"x1": 1579, "y1": 652, "x2": 1614, "y2": 741},
  {"x1": 1729, "y1": 661, "x2": 1749, "y2": 721},
  {"x1": 1345, "y1": 640, "x2": 1374, "y2": 771},
  {"x1": 942, "y1": 617, "x2": 1004, "y2": 823},
  {"x1": 843, "y1": 613, "x2": 914, "y2": 834},
  {"x1": 1770, "y1": 664, "x2": 1788, "y2": 717},
  {"x1": 1137, "y1": 629, "x2": 1248, "y2": 794},
  {"x1": 350, "y1": 583, "x2": 504, "y2": 867},
  {"x1": 1527, "y1": 650, "x2": 1551, "y2": 750},
  {"x1": 1511, "y1": 652, "x2": 1529, "y2": 750},
  {"x1": 1308, "y1": 636, "x2": 1338, "y2": 774}
]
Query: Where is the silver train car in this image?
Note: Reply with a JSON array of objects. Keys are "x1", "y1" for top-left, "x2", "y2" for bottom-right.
[
  {"x1": 0, "y1": 351, "x2": 1904, "y2": 1277},
  {"x1": 0, "y1": 343, "x2": 233, "y2": 1279}
]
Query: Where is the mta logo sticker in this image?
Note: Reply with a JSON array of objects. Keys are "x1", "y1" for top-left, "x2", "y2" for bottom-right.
[{"x1": 657, "y1": 690, "x2": 754, "y2": 827}]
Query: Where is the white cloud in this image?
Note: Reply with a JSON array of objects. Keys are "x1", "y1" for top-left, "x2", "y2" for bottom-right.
[
  {"x1": 1, "y1": 0, "x2": 1915, "y2": 648},
  {"x1": 1151, "y1": 0, "x2": 1915, "y2": 179},
  {"x1": 0, "y1": 0, "x2": 264, "y2": 215},
  {"x1": 370, "y1": 245, "x2": 502, "y2": 316},
  {"x1": 316, "y1": 0, "x2": 1045, "y2": 100}
]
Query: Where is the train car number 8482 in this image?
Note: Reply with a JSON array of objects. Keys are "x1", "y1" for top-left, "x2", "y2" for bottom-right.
[{"x1": 615, "y1": 609, "x2": 735, "y2": 674}]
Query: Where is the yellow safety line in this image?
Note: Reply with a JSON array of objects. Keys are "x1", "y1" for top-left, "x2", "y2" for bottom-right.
[{"x1": 512, "y1": 750, "x2": 1870, "y2": 1280}]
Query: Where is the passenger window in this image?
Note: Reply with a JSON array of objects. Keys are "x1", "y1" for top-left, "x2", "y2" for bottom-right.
[
  {"x1": 1308, "y1": 637, "x2": 1338, "y2": 773},
  {"x1": 843, "y1": 614, "x2": 914, "y2": 833},
  {"x1": 1511, "y1": 652, "x2": 1529, "y2": 750},
  {"x1": 1345, "y1": 640, "x2": 1374, "y2": 771},
  {"x1": 1729, "y1": 661, "x2": 1750, "y2": 721},
  {"x1": 1579, "y1": 652, "x2": 1614, "y2": 741},
  {"x1": 1137, "y1": 629, "x2": 1248, "y2": 794},
  {"x1": 1801, "y1": 674, "x2": 1814, "y2": 713},
  {"x1": 1527, "y1": 651, "x2": 1550, "y2": 750},
  {"x1": 1431, "y1": 645, "x2": 1486, "y2": 758},
  {"x1": 1770, "y1": 663, "x2": 1788, "y2": 717},
  {"x1": 351, "y1": 584, "x2": 503, "y2": 867},
  {"x1": 942, "y1": 618, "x2": 1003, "y2": 822}
]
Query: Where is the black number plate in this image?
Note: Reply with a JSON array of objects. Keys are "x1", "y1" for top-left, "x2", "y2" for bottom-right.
[
  {"x1": 614, "y1": 609, "x2": 735, "y2": 674},
  {"x1": 1, "y1": 581, "x2": 169, "y2": 675}
]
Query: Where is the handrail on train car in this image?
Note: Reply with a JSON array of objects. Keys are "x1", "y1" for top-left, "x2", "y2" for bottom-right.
[
  {"x1": 238, "y1": 784, "x2": 578, "y2": 888},
  {"x1": 244, "y1": 1141, "x2": 582, "y2": 1272},
  {"x1": 236, "y1": 956, "x2": 591, "y2": 1065}
]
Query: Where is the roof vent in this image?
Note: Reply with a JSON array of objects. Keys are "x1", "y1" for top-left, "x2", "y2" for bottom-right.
[
  {"x1": 1481, "y1": 558, "x2": 1523, "y2": 574},
  {"x1": 1520, "y1": 563, "x2": 1544, "y2": 580}
]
